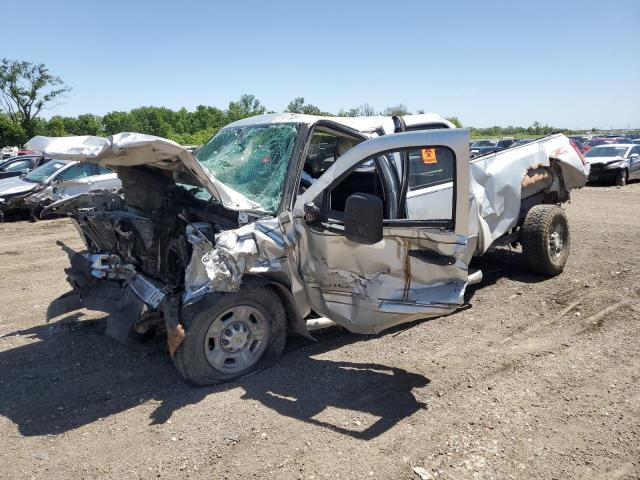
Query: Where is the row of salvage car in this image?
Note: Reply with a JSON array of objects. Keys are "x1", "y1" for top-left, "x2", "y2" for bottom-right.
[{"x1": 0, "y1": 155, "x2": 120, "y2": 220}]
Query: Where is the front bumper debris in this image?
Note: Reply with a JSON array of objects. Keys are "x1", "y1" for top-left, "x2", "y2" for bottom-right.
[{"x1": 54, "y1": 244, "x2": 185, "y2": 354}]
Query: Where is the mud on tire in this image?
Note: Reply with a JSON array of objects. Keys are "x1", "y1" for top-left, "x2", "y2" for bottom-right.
[
  {"x1": 521, "y1": 204, "x2": 570, "y2": 277},
  {"x1": 173, "y1": 286, "x2": 287, "y2": 386}
]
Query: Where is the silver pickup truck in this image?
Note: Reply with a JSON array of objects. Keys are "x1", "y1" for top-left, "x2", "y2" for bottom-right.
[{"x1": 28, "y1": 113, "x2": 589, "y2": 385}]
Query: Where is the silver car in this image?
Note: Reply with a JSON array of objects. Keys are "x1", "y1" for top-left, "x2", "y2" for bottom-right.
[
  {"x1": 585, "y1": 144, "x2": 640, "y2": 186},
  {"x1": 0, "y1": 159, "x2": 121, "y2": 220}
]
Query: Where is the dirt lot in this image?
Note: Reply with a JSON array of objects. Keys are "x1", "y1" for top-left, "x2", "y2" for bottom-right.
[{"x1": 0, "y1": 184, "x2": 639, "y2": 480}]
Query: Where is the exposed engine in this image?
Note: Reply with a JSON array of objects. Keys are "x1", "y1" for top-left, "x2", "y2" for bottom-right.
[{"x1": 49, "y1": 166, "x2": 240, "y2": 291}]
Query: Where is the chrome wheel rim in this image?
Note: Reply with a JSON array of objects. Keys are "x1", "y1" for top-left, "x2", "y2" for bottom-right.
[
  {"x1": 548, "y1": 223, "x2": 565, "y2": 260},
  {"x1": 203, "y1": 305, "x2": 269, "y2": 373}
]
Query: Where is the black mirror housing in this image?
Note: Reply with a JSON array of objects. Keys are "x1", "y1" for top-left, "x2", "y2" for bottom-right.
[{"x1": 344, "y1": 193, "x2": 383, "y2": 245}]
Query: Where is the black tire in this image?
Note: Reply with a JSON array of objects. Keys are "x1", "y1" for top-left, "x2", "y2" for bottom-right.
[
  {"x1": 521, "y1": 205, "x2": 570, "y2": 276},
  {"x1": 29, "y1": 207, "x2": 42, "y2": 222},
  {"x1": 615, "y1": 169, "x2": 627, "y2": 186},
  {"x1": 173, "y1": 286, "x2": 287, "y2": 386}
]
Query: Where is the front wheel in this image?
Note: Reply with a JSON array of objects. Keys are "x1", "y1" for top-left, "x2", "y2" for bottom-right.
[
  {"x1": 615, "y1": 169, "x2": 627, "y2": 186},
  {"x1": 521, "y1": 205, "x2": 570, "y2": 276},
  {"x1": 173, "y1": 286, "x2": 287, "y2": 386}
]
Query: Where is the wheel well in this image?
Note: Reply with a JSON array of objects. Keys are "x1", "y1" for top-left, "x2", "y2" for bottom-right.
[{"x1": 241, "y1": 276, "x2": 311, "y2": 339}]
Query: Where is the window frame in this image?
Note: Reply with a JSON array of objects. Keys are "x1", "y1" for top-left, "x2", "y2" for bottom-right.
[
  {"x1": 314, "y1": 144, "x2": 457, "y2": 231},
  {"x1": 2, "y1": 159, "x2": 32, "y2": 172},
  {"x1": 406, "y1": 146, "x2": 456, "y2": 191},
  {"x1": 288, "y1": 121, "x2": 368, "y2": 211}
]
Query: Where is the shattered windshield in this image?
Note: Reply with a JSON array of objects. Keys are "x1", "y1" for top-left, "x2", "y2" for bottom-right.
[
  {"x1": 196, "y1": 123, "x2": 300, "y2": 212},
  {"x1": 23, "y1": 160, "x2": 69, "y2": 183}
]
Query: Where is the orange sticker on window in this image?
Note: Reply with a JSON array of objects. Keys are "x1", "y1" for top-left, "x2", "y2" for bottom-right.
[{"x1": 421, "y1": 148, "x2": 437, "y2": 164}]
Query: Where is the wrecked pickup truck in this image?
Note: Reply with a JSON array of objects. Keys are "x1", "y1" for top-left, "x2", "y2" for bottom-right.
[{"x1": 27, "y1": 113, "x2": 589, "y2": 385}]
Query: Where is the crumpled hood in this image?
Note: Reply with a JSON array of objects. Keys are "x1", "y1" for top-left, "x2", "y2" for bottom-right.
[
  {"x1": 26, "y1": 133, "x2": 264, "y2": 212},
  {"x1": 0, "y1": 176, "x2": 37, "y2": 198}
]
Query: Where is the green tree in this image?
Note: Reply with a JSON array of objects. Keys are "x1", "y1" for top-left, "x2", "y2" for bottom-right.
[
  {"x1": 0, "y1": 59, "x2": 71, "y2": 138},
  {"x1": 227, "y1": 94, "x2": 266, "y2": 122},
  {"x1": 339, "y1": 103, "x2": 376, "y2": 117},
  {"x1": 446, "y1": 116, "x2": 463, "y2": 128},
  {"x1": 102, "y1": 111, "x2": 135, "y2": 135},
  {"x1": 286, "y1": 97, "x2": 330, "y2": 115},
  {"x1": 191, "y1": 105, "x2": 225, "y2": 131},
  {"x1": 382, "y1": 104, "x2": 410, "y2": 116},
  {"x1": 0, "y1": 113, "x2": 27, "y2": 145},
  {"x1": 72, "y1": 114, "x2": 102, "y2": 135},
  {"x1": 46, "y1": 116, "x2": 67, "y2": 136}
]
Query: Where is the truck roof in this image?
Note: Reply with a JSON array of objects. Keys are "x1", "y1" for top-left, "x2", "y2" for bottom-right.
[{"x1": 224, "y1": 112, "x2": 455, "y2": 135}]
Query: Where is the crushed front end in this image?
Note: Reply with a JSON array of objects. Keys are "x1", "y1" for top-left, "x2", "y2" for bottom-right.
[{"x1": 51, "y1": 165, "x2": 243, "y2": 354}]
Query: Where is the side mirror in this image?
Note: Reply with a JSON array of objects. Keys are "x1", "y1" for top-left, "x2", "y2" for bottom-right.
[
  {"x1": 629, "y1": 153, "x2": 639, "y2": 159},
  {"x1": 20, "y1": 169, "x2": 30, "y2": 175},
  {"x1": 304, "y1": 202, "x2": 322, "y2": 222},
  {"x1": 344, "y1": 193, "x2": 383, "y2": 245}
]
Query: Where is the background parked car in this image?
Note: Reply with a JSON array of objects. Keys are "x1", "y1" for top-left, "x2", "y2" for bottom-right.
[
  {"x1": 511, "y1": 138, "x2": 535, "y2": 147},
  {"x1": 470, "y1": 145, "x2": 504, "y2": 157},
  {"x1": 1, "y1": 146, "x2": 19, "y2": 159},
  {"x1": 470, "y1": 140, "x2": 496, "y2": 148},
  {"x1": 495, "y1": 138, "x2": 515, "y2": 149},
  {"x1": 585, "y1": 144, "x2": 640, "y2": 186},
  {"x1": 0, "y1": 155, "x2": 51, "y2": 179},
  {"x1": 0, "y1": 160, "x2": 121, "y2": 220}
]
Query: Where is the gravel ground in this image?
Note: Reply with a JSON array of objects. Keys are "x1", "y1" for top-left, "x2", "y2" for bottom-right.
[{"x1": 0, "y1": 184, "x2": 639, "y2": 480}]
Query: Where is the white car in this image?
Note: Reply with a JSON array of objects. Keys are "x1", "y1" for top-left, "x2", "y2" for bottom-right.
[
  {"x1": 0, "y1": 159, "x2": 121, "y2": 220},
  {"x1": 585, "y1": 144, "x2": 640, "y2": 186}
]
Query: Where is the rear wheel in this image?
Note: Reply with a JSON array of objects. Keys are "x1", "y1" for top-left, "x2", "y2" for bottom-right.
[
  {"x1": 615, "y1": 169, "x2": 627, "y2": 186},
  {"x1": 521, "y1": 205, "x2": 570, "y2": 276},
  {"x1": 174, "y1": 287, "x2": 287, "y2": 386}
]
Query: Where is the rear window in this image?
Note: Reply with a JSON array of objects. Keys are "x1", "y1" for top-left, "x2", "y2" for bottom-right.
[{"x1": 408, "y1": 147, "x2": 455, "y2": 190}]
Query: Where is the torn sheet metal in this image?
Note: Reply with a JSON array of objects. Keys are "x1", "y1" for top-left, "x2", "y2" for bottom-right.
[
  {"x1": 467, "y1": 134, "x2": 588, "y2": 253},
  {"x1": 294, "y1": 228, "x2": 470, "y2": 334}
]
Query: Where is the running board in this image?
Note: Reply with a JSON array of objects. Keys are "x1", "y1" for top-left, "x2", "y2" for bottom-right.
[
  {"x1": 468, "y1": 269, "x2": 483, "y2": 286},
  {"x1": 306, "y1": 317, "x2": 337, "y2": 331}
]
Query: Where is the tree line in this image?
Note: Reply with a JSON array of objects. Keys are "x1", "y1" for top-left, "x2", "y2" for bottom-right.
[{"x1": 0, "y1": 58, "x2": 579, "y2": 147}]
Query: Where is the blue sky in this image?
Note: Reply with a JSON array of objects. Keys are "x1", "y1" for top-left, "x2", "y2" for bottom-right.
[{"x1": 3, "y1": 0, "x2": 639, "y2": 128}]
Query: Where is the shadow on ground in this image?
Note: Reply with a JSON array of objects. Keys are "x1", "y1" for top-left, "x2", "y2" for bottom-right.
[
  {"x1": 0, "y1": 312, "x2": 428, "y2": 440},
  {"x1": 0, "y1": 247, "x2": 547, "y2": 439}
]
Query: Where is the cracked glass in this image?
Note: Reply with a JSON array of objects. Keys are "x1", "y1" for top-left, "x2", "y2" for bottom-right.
[{"x1": 196, "y1": 123, "x2": 300, "y2": 212}]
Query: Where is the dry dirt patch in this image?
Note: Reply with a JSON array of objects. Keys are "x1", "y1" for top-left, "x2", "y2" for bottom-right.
[{"x1": 0, "y1": 185, "x2": 639, "y2": 479}]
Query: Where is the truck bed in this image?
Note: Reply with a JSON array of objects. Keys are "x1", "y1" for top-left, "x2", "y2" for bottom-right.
[{"x1": 407, "y1": 134, "x2": 588, "y2": 255}]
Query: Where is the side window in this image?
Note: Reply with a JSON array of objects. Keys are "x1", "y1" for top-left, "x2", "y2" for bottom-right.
[
  {"x1": 405, "y1": 146, "x2": 456, "y2": 224},
  {"x1": 97, "y1": 165, "x2": 113, "y2": 175},
  {"x1": 408, "y1": 147, "x2": 455, "y2": 190},
  {"x1": 324, "y1": 162, "x2": 385, "y2": 215},
  {"x1": 3, "y1": 159, "x2": 31, "y2": 172},
  {"x1": 315, "y1": 145, "x2": 456, "y2": 224},
  {"x1": 55, "y1": 163, "x2": 96, "y2": 181},
  {"x1": 299, "y1": 128, "x2": 363, "y2": 193},
  {"x1": 304, "y1": 132, "x2": 338, "y2": 179}
]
